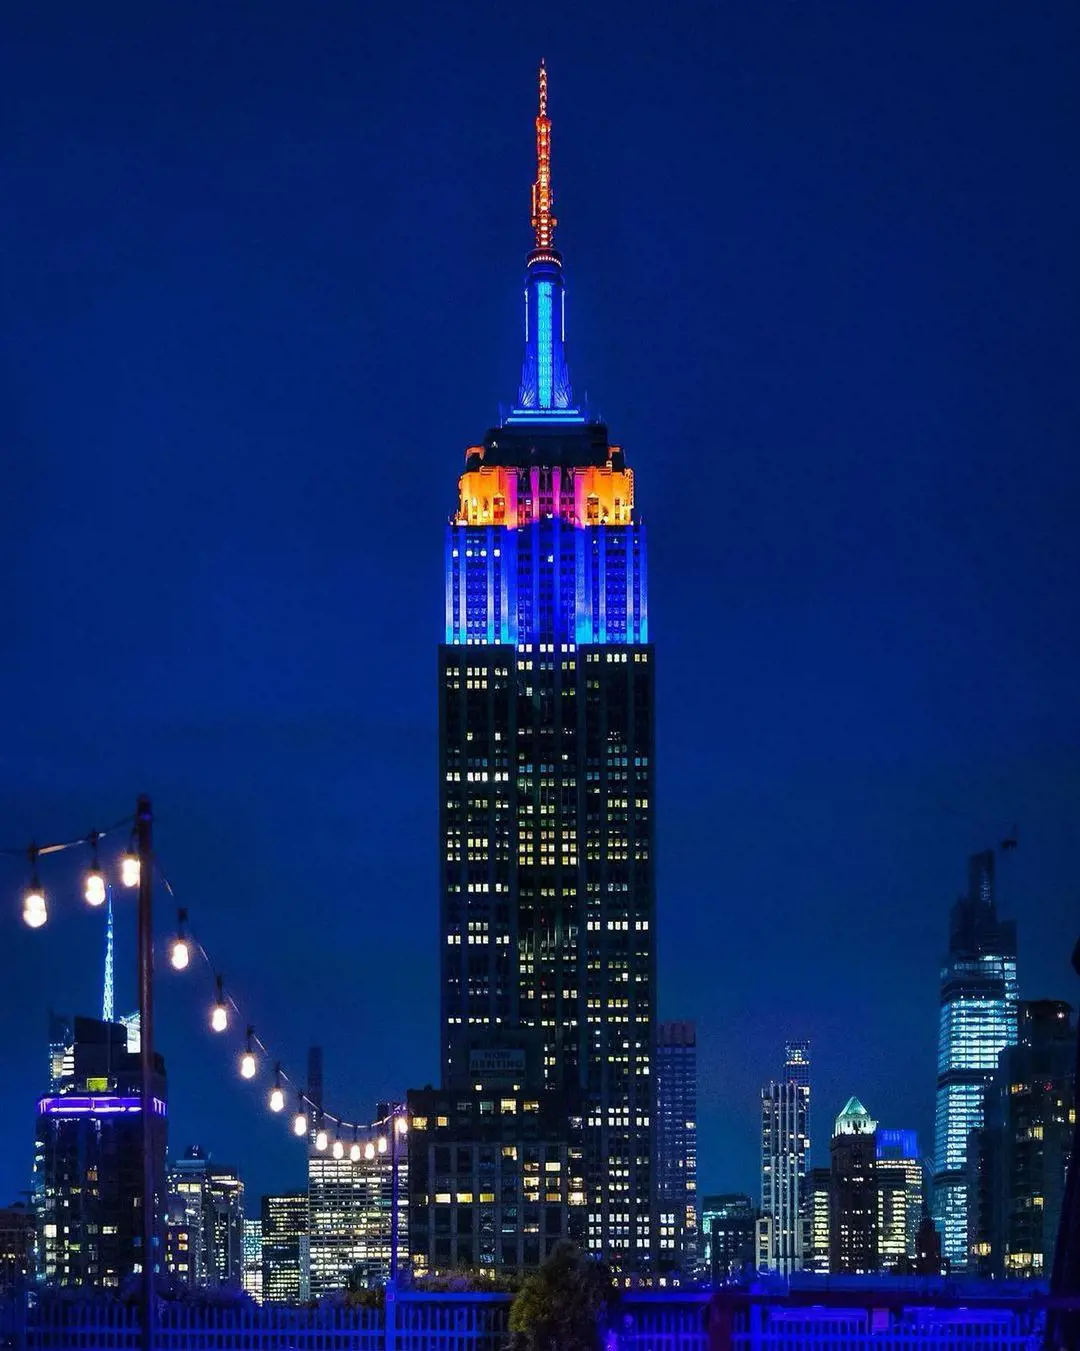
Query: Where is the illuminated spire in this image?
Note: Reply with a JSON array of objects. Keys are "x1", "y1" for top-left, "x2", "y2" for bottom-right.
[
  {"x1": 102, "y1": 886, "x2": 115, "y2": 1023},
  {"x1": 530, "y1": 60, "x2": 556, "y2": 250}
]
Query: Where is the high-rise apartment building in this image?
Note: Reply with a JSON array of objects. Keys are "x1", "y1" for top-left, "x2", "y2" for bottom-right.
[
  {"x1": 701, "y1": 1194, "x2": 756, "y2": 1283},
  {"x1": 829, "y1": 1097, "x2": 878, "y2": 1275},
  {"x1": 242, "y1": 1219, "x2": 263, "y2": 1302},
  {"x1": 0, "y1": 1205, "x2": 34, "y2": 1293},
  {"x1": 34, "y1": 1016, "x2": 167, "y2": 1288},
  {"x1": 655, "y1": 1021, "x2": 698, "y2": 1275},
  {"x1": 759, "y1": 1041, "x2": 810, "y2": 1274},
  {"x1": 260, "y1": 1193, "x2": 308, "y2": 1304},
  {"x1": 876, "y1": 1129, "x2": 924, "y2": 1270},
  {"x1": 933, "y1": 850, "x2": 1018, "y2": 1269},
  {"x1": 805, "y1": 1168, "x2": 831, "y2": 1274},
  {"x1": 165, "y1": 1147, "x2": 245, "y2": 1287},
  {"x1": 969, "y1": 999, "x2": 1075, "y2": 1279},
  {"x1": 438, "y1": 64, "x2": 655, "y2": 1271}
]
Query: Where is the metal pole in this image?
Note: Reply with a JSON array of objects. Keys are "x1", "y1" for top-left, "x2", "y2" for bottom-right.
[
  {"x1": 135, "y1": 795, "x2": 155, "y2": 1351},
  {"x1": 390, "y1": 1106, "x2": 400, "y2": 1278}
]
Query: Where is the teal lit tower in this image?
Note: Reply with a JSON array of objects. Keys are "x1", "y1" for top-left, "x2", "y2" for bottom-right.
[{"x1": 438, "y1": 64, "x2": 655, "y2": 1271}]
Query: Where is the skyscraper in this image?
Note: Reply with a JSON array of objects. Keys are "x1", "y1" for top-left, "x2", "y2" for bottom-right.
[
  {"x1": 829, "y1": 1097, "x2": 878, "y2": 1275},
  {"x1": 165, "y1": 1148, "x2": 245, "y2": 1287},
  {"x1": 260, "y1": 1192, "x2": 309, "y2": 1304},
  {"x1": 969, "y1": 999, "x2": 1075, "y2": 1279},
  {"x1": 876, "y1": 1129, "x2": 924, "y2": 1269},
  {"x1": 34, "y1": 1016, "x2": 167, "y2": 1288},
  {"x1": 759, "y1": 1041, "x2": 810, "y2": 1274},
  {"x1": 933, "y1": 850, "x2": 1017, "y2": 1269},
  {"x1": 242, "y1": 1219, "x2": 263, "y2": 1303},
  {"x1": 701, "y1": 1195, "x2": 756, "y2": 1283},
  {"x1": 655, "y1": 1022, "x2": 698, "y2": 1276},
  {"x1": 438, "y1": 64, "x2": 655, "y2": 1271}
]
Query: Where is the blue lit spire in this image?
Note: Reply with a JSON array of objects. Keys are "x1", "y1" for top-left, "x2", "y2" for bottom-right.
[{"x1": 511, "y1": 62, "x2": 583, "y2": 423}]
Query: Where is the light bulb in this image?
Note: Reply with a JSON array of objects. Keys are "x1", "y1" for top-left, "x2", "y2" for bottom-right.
[
  {"x1": 121, "y1": 854, "x2": 140, "y2": 888},
  {"x1": 170, "y1": 938, "x2": 190, "y2": 971},
  {"x1": 377, "y1": 1136, "x2": 388, "y2": 1154},
  {"x1": 315, "y1": 1130, "x2": 328, "y2": 1152},
  {"x1": 349, "y1": 1142, "x2": 361, "y2": 1162},
  {"x1": 293, "y1": 1112, "x2": 308, "y2": 1137},
  {"x1": 211, "y1": 1003, "x2": 228, "y2": 1033},
  {"x1": 84, "y1": 868, "x2": 106, "y2": 907},
  {"x1": 396, "y1": 1116, "x2": 408, "y2": 1135},
  {"x1": 332, "y1": 1139, "x2": 344, "y2": 1160},
  {"x1": 364, "y1": 1142, "x2": 375, "y2": 1161},
  {"x1": 269, "y1": 1086, "x2": 285, "y2": 1113},
  {"x1": 23, "y1": 887, "x2": 47, "y2": 929},
  {"x1": 240, "y1": 1051, "x2": 257, "y2": 1080}
]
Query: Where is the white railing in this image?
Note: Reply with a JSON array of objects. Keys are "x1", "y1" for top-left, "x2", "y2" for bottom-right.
[{"x1": 2, "y1": 1287, "x2": 1048, "y2": 1351}]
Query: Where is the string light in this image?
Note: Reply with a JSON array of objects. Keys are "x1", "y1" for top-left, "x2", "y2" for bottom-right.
[
  {"x1": 170, "y1": 909, "x2": 190, "y2": 971},
  {"x1": 211, "y1": 976, "x2": 228, "y2": 1033},
  {"x1": 396, "y1": 1115, "x2": 408, "y2": 1135},
  {"x1": 364, "y1": 1141, "x2": 375, "y2": 1161},
  {"x1": 269, "y1": 1064, "x2": 285, "y2": 1113},
  {"x1": 293, "y1": 1100, "x2": 308, "y2": 1137},
  {"x1": 378, "y1": 1136, "x2": 388, "y2": 1154},
  {"x1": 315, "y1": 1128, "x2": 328, "y2": 1152},
  {"x1": 240, "y1": 1027, "x2": 257, "y2": 1080},
  {"x1": 332, "y1": 1138, "x2": 345, "y2": 1160},
  {"x1": 350, "y1": 1131, "x2": 362, "y2": 1163}
]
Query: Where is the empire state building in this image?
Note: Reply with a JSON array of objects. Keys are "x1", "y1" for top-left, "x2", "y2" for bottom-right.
[{"x1": 435, "y1": 65, "x2": 656, "y2": 1270}]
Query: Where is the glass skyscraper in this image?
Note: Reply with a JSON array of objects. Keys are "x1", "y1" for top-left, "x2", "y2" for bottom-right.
[
  {"x1": 759, "y1": 1041, "x2": 811, "y2": 1274},
  {"x1": 655, "y1": 1021, "x2": 698, "y2": 1275},
  {"x1": 932, "y1": 849, "x2": 1017, "y2": 1269},
  {"x1": 438, "y1": 64, "x2": 655, "y2": 1270}
]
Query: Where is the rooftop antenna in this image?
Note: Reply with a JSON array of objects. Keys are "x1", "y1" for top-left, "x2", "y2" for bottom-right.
[{"x1": 102, "y1": 885, "x2": 115, "y2": 1023}]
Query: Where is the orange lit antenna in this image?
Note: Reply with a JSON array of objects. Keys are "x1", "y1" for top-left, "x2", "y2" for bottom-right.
[{"x1": 531, "y1": 60, "x2": 556, "y2": 250}]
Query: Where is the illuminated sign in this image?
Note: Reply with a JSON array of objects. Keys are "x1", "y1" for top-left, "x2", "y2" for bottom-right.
[
  {"x1": 468, "y1": 1048, "x2": 526, "y2": 1086},
  {"x1": 86, "y1": 1077, "x2": 109, "y2": 1092},
  {"x1": 36, "y1": 1095, "x2": 167, "y2": 1117}
]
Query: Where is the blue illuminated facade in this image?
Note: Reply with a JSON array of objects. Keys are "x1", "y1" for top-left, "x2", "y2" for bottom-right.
[{"x1": 435, "y1": 67, "x2": 656, "y2": 1275}]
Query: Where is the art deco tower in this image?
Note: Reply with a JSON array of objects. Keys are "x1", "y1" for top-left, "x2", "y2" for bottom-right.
[{"x1": 439, "y1": 65, "x2": 655, "y2": 1269}]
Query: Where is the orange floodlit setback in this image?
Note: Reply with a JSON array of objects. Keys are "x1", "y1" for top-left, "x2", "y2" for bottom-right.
[
  {"x1": 456, "y1": 457, "x2": 633, "y2": 528},
  {"x1": 531, "y1": 61, "x2": 556, "y2": 250}
]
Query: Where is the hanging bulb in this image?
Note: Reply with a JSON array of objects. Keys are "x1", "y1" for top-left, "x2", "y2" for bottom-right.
[
  {"x1": 121, "y1": 852, "x2": 140, "y2": 888},
  {"x1": 293, "y1": 1101, "x2": 308, "y2": 1137},
  {"x1": 350, "y1": 1141, "x2": 362, "y2": 1163},
  {"x1": 23, "y1": 848, "x2": 46, "y2": 928},
  {"x1": 240, "y1": 1028, "x2": 257, "y2": 1080},
  {"x1": 315, "y1": 1129, "x2": 328, "y2": 1152},
  {"x1": 396, "y1": 1115, "x2": 409, "y2": 1135},
  {"x1": 269, "y1": 1063, "x2": 284, "y2": 1112},
  {"x1": 84, "y1": 867, "x2": 106, "y2": 907},
  {"x1": 377, "y1": 1136, "x2": 388, "y2": 1154},
  {"x1": 364, "y1": 1141, "x2": 375, "y2": 1161},
  {"x1": 332, "y1": 1138, "x2": 345, "y2": 1160},
  {"x1": 170, "y1": 908, "x2": 190, "y2": 971},
  {"x1": 211, "y1": 975, "x2": 228, "y2": 1033}
]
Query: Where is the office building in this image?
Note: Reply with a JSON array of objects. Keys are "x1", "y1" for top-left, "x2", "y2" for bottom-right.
[
  {"x1": 933, "y1": 850, "x2": 1018, "y2": 1268},
  {"x1": 437, "y1": 64, "x2": 655, "y2": 1272},
  {"x1": 700, "y1": 1194, "x2": 756, "y2": 1284},
  {"x1": 408, "y1": 1074, "x2": 584, "y2": 1276},
  {"x1": 969, "y1": 999, "x2": 1075, "y2": 1279},
  {"x1": 308, "y1": 1105, "x2": 406, "y2": 1294},
  {"x1": 165, "y1": 1148, "x2": 245, "y2": 1287},
  {"x1": 33, "y1": 1016, "x2": 167, "y2": 1288},
  {"x1": 0, "y1": 1204, "x2": 34, "y2": 1292},
  {"x1": 805, "y1": 1168, "x2": 831, "y2": 1275},
  {"x1": 655, "y1": 1021, "x2": 698, "y2": 1275},
  {"x1": 876, "y1": 1129, "x2": 924, "y2": 1269},
  {"x1": 242, "y1": 1219, "x2": 263, "y2": 1302},
  {"x1": 829, "y1": 1097, "x2": 877, "y2": 1274},
  {"x1": 261, "y1": 1193, "x2": 308, "y2": 1304},
  {"x1": 759, "y1": 1041, "x2": 810, "y2": 1273}
]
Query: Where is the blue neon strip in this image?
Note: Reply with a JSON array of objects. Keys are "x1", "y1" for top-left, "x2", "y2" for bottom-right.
[
  {"x1": 537, "y1": 281, "x2": 553, "y2": 409},
  {"x1": 37, "y1": 1095, "x2": 167, "y2": 1117}
]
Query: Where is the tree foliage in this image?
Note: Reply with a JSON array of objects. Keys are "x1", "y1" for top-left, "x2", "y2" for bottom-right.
[{"x1": 508, "y1": 1243, "x2": 618, "y2": 1351}]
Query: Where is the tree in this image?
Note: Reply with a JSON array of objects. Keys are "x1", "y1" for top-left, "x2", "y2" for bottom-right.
[{"x1": 508, "y1": 1243, "x2": 619, "y2": 1351}]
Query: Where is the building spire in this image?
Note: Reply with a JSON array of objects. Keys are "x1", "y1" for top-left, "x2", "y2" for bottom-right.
[
  {"x1": 102, "y1": 886, "x2": 115, "y2": 1023},
  {"x1": 531, "y1": 60, "x2": 556, "y2": 250}
]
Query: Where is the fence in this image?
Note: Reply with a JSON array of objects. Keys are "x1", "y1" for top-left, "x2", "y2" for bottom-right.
[{"x1": 0, "y1": 1285, "x2": 1058, "y2": 1351}]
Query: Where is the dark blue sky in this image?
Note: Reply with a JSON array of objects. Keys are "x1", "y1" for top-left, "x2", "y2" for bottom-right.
[{"x1": 2, "y1": 2, "x2": 1078, "y2": 1213}]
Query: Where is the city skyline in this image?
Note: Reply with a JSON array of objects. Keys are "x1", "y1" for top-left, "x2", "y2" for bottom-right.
[{"x1": 2, "y1": 1, "x2": 1078, "y2": 1221}]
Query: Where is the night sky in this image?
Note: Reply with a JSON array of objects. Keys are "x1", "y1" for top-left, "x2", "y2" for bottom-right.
[{"x1": 2, "y1": 2, "x2": 1078, "y2": 1216}]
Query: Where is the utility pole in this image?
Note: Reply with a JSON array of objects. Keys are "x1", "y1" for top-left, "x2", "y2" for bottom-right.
[{"x1": 135, "y1": 795, "x2": 155, "y2": 1351}]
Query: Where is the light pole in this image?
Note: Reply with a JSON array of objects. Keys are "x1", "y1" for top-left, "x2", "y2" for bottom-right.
[{"x1": 135, "y1": 795, "x2": 155, "y2": 1351}]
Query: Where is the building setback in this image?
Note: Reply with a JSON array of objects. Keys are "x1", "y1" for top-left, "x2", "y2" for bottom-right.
[
  {"x1": 655, "y1": 1021, "x2": 698, "y2": 1275},
  {"x1": 932, "y1": 850, "x2": 1018, "y2": 1268},
  {"x1": 436, "y1": 64, "x2": 655, "y2": 1272},
  {"x1": 759, "y1": 1041, "x2": 810, "y2": 1274}
]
